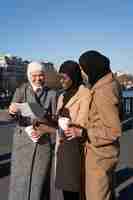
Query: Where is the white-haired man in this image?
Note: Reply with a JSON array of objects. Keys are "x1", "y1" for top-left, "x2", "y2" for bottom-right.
[{"x1": 8, "y1": 61, "x2": 57, "y2": 200}]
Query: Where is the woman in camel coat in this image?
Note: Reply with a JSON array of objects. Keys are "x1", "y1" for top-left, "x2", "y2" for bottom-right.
[
  {"x1": 79, "y1": 50, "x2": 122, "y2": 200},
  {"x1": 55, "y1": 60, "x2": 90, "y2": 200}
]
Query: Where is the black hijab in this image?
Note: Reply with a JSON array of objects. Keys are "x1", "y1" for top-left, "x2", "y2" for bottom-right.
[
  {"x1": 59, "y1": 60, "x2": 83, "y2": 109},
  {"x1": 79, "y1": 50, "x2": 111, "y2": 87},
  {"x1": 59, "y1": 60, "x2": 83, "y2": 89}
]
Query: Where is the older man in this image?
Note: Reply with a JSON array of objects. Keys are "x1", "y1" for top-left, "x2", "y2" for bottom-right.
[{"x1": 8, "y1": 61, "x2": 57, "y2": 200}]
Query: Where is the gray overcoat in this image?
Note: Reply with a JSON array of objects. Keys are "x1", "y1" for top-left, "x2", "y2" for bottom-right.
[{"x1": 8, "y1": 83, "x2": 57, "y2": 200}]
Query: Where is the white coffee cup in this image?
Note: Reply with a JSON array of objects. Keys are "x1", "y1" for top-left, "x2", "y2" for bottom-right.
[
  {"x1": 25, "y1": 125, "x2": 40, "y2": 143},
  {"x1": 58, "y1": 117, "x2": 71, "y2": 130}
]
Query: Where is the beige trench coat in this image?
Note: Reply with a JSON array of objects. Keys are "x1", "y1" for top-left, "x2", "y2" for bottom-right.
[
  {"x1": 55, "y1": 85, "x2": 91, "y2": 194},
  {"x1": 57, "y1": 84, "x2": 91, "y2": 127},
  {"x1": 85, "y1": 73, "x2": 122, "y2": 200}
]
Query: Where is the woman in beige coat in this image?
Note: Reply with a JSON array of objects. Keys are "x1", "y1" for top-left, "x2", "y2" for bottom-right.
[
  {"x1": 55, "y1": 60, "x2": 91, "y2": 200},
  {"x1": 79, "y1": 50, "x2": 122, "y2": 200}
]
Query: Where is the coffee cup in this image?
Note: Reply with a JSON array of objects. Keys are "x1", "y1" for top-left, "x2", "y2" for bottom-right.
[
  {"x1": 25, "y1": 125, "x2": 40, "y2": 143},
  {"x1": 58, "y1": 117, "x2": 71, "y2": 139},
  {"x1": 58, "y1": 117, "x2": 71, "y2": 130}
]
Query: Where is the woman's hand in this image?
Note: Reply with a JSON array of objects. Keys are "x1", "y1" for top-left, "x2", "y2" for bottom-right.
[
  {"x1": 32, "y1": 119, "x2": 44, "y2": 130},
  {"x1": 64, "y1": 125, "x2": 83, "y2": 140},
  {"x1": 33, "y1": 123, "x2": 56, "y2": 135}
]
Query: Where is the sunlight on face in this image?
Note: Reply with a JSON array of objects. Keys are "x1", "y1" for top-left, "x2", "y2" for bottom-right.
[
  {"x1": 59, "y1": 73, "x2": 73, "y2": 90},
  {"x1": 31, "y1": 71, "x2": 46, "y2": 87}
]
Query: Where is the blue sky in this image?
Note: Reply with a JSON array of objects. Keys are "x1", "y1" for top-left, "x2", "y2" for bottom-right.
[{"x1": 0, "y1": 0, "x2": 133, "y2": 72}]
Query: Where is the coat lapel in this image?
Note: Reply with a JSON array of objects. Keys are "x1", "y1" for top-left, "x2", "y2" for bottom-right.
[
  {"x1": 65, "y1": 93, "x2": 79, "y2": 108},
  {"x1": 65, "y1": 85, "x2": 89, "y2": 108},
  {"x1": 58, "y1": 85, "x2": 91, "y2": 111},
  {"x1": 58, "y1": 86, "x2": 83, "y2": 110}
]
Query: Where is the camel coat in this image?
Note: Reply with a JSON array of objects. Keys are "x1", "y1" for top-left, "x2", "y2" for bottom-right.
[
  {"x1": 55, "y1": 85, "x2": 91, "y2": 192},
  {"x1": 85, "y1": 73, "x2": 122, "y2": 200}
]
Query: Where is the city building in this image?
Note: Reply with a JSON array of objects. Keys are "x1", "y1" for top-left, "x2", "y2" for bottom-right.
[
  {"x1": 0, "y1": 54, "x2": 61, "y2": 108},
  {"x1": 0, "y1": 54, "x2": 29, "y2": 92},
  {"x1": 115, "y1": 72, "x2": 133, "y2": 89},
  {"x1": 0, "y1": 54, "x2": 29, "y2": 107}
]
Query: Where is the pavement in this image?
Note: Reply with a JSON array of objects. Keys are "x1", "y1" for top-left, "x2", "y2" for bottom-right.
[
  {"x1": 0, "y1": 111, "x2": 133, "y2": 200},
  {"x1": 0, "y1": 176, "x2": 9, "y2": 200}
]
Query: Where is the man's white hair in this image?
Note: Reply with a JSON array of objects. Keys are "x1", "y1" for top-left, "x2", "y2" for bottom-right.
[
  {"x1": 27, "y1": 61, "x2": 47, "y2": 81},
  {"x1": 27, "y1": 61, "x2": 49, "y2": 90}
]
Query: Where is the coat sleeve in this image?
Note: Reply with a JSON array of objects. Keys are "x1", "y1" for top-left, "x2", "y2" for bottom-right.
[
  {"x1": 11, "y1": 84, "x2": 26, "y2": 103},
  {"x1": 10, "y1": 84, "x2": 32, "y2": 126},
  {"x1": 88, "y1": 87, "x2": 122, "y2": 147},
  {"x1": 74, "y1": 95, "x2": 91, "y2": 128}
]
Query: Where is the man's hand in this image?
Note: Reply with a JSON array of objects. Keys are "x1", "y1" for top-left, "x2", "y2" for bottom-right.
[
  {"x1": 31, "y1": 130, "x2": 41, "y2": 141},
  {"x1": 8, "y1": 103, "x2": 19, "y2": 115},
  {"x1": 31, "y1": 124, "x2": 50, "y2": 140}
]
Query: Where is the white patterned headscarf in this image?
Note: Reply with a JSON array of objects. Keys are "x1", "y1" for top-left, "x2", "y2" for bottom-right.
[{"x1": 27, "y1": 61, "x2": 47, "y2": 91}]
